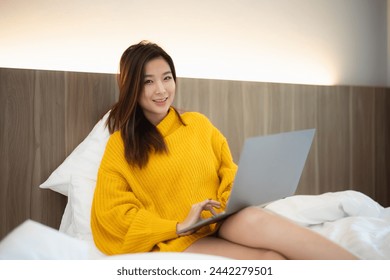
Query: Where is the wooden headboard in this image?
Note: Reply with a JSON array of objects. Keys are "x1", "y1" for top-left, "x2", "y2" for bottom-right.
[{"x1": 1, "y1": 67, "x2": 389, "y2": 240}]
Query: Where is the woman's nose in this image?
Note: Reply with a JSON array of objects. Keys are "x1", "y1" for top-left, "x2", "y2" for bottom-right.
[{"x1": 155, "y1": 80, "x2": 166, "y2": 94}]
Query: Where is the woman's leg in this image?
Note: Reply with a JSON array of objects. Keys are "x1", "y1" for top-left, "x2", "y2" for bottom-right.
[
  {"x1": 184, "y1": 236, "x2": 286, "y2": 260},
  {"x1": 218, "y1": 207, "x2": 358, "y2": 260}
]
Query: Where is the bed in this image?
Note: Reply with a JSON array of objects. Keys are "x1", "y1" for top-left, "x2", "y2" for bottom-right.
[
  {"x1": 0, "y1": 67, "x2": 389, "y2": 260},
  {"x1": 0, "y1": 110, "x2": 389, "y2": 260}
]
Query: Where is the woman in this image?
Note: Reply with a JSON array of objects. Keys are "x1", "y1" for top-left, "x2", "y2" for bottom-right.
[{"x1": 91, "y1": 40, "x2": 357, "y2": 260}]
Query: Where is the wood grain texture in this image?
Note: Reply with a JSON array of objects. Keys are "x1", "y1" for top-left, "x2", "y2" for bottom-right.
[
  {"x1": 65, "y1": 72, "x2": 118, "y2": 155},
  {"x1": 0, "y1": 68, "x2": 36, "y2": 239},
  {"x1": 316, "y1": 86, "x2": 351, "y2": 193},
  {"x1": 175, "y1": 78, "x2": 390, "y2": 206},
  {"x1": 0, "y1": 68, "x2": 118, "y2": 240},
  {"x1": 1, "y1": 69, "x2": 389, "y2": 240},
  {"x1": 374, "y1": 88, "x2": 390, "y2": 206},
  {"x1": 30, "y1": 70, "x2": 67, "y2": 230}
]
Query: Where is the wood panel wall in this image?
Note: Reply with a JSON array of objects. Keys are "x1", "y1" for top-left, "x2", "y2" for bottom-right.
[
  {"x1": 175, "y1": 79, "x2": 390, "y2": 205},
  {"x1": 0, "y1": 68, "x2": 389, "y2": 240},
  {"x1": 0, "y1": 68, "x2": 118, "y2": 240}
]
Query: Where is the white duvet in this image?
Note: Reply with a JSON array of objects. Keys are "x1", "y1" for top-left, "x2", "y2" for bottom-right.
[
  {"x1": 1, "y1": 190, "x2": 389, "y2": 260},
  {"x1": 265, "y1": 190, "x2": 390, "y2": 259}
]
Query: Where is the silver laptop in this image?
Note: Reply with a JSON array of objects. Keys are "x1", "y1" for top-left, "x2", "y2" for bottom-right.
[{"x1": 177, "y1": 128, "x2": 315, "y2": 234}]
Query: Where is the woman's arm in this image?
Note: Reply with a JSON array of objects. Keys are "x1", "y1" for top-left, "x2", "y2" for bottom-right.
[
  {"x1": 91, "y1": 171, "x2": 178, "y2": 255},
  {"x1": 215, "y1": 135, "x2": 238, "y2": 209}
]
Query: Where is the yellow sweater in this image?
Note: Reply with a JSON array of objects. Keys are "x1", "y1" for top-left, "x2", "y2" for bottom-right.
[{"x1": 91, "y1": 108, "x2": 237, "y2": 255}]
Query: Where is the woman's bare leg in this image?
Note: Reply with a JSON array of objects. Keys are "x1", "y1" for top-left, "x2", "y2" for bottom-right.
[
  {"x1": 184, "y1": 236, "x2": 286, "y2": 260},
  {"x1": 218, "y1": 207, "x2": 358, "y2": 260}
]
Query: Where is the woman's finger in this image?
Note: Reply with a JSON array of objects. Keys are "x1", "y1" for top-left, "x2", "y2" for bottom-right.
[
  {"x1": 206, "y1": 205, "x2": 219, "y2": 216},
  {"x1": 203, "y1": 200, "x2": 221, "y2": 216},
  {"x1": 202, "y1": 199, "x2": 220, "y2": 207}
]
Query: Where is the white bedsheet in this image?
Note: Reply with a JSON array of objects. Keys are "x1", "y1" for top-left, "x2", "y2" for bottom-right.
[
  {"x1": 0, "y1": 220, "x2": 226, "y2": 260},
  {"x1": 265, "y1": 190, "x2": 390, "y2": 259},
  {"x1": 0, "y1": 190, "x2": 389, "y2": 260}
]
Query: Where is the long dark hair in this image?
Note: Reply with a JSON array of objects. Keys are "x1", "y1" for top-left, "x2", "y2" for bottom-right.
[{"x1": 107, "y1": 40, "x2": 185, "y2": 168}]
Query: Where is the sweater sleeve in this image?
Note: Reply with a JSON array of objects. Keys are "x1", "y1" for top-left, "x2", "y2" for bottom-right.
[
  {"x1": 91, "y1": 135, "x2": 178, "y2": 255},
  {"x1": 215, "y1": 133, "x2": 238, "y2": 209}
]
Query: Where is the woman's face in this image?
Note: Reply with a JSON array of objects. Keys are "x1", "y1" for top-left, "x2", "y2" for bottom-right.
[{"x1": 138, "y1": 57, "x2": 175, "y2": 125}]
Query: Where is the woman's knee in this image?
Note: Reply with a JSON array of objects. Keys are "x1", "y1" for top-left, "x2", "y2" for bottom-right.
[
  {"x1": 234, "y1": 207, "x2": 272, "y2": 227},
  {"x1": 218, "y1": 207, "x2": 272, "y2": 239},
  {"x1": 262, "y1": 250, "x2": 287, "y2": 260}
]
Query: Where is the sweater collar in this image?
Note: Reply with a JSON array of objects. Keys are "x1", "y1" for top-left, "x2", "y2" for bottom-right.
[{"x1": 156, "y1": 107, "x2": 181, "y2": 137}]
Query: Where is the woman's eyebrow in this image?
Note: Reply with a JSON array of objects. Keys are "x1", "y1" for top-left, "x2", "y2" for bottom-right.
[{"x1": 144, "y1": 71, "x2": 172, "y2": 78}]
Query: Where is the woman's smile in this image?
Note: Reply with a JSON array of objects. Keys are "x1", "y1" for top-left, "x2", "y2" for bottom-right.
[{"x1": 153, "y1": 97, "x2": 168, "y2": 103}]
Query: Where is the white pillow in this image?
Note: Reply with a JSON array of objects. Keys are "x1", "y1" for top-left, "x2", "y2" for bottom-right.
[
  {"x1": 64, "y1": 175, "x2": 96, "y2": 241},
  {"x1": 58, "y1": 199, "x2": 74, "y2": 234},
  {"x1": 0, "y1": 220, "x2": 89, "y2": 259},
  {"x1": 39, "y1": 112, "x2": 110, "y2": 196}
]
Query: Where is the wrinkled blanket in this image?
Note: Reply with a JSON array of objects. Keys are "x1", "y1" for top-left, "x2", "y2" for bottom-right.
[{"x1": 265, "y1": 190, "x2": 390, "y2": 259}]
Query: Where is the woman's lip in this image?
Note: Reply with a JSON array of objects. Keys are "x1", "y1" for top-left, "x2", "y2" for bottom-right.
[{"x1": 153, "y1": 97, "x2": 168, "y2": 102}]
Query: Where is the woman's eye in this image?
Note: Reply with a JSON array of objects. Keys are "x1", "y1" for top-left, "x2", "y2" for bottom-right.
[
  {"x1": 144, "y1": 80, "x2": 153, "y2": 85},
  {"x1": 164, "y1": 76, "x2": 173, "y2": 81}
]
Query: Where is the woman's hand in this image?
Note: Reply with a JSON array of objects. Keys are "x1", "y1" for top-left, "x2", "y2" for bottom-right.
[{"x1": 176, "y1": 199, "x2": 221, "y2": 236}]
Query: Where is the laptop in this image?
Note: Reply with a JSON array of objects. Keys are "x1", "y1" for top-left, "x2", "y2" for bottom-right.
[{"x1": 177, "y1": 128, "x2": 315, "y2": 234}]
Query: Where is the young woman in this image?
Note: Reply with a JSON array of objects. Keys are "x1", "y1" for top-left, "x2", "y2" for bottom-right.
[{"x1": 90, "y1": 40, "x2": 357, "y2": 260}]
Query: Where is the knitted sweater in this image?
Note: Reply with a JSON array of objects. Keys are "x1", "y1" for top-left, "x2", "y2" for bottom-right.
[{"x1": 91, "y1": 107, "x2": 237, "y2": 255}]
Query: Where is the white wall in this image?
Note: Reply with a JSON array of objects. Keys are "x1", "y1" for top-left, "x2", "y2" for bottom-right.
[{"x1": 0, "y1": 0, "x2": 387, "y2": 86}]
